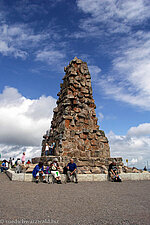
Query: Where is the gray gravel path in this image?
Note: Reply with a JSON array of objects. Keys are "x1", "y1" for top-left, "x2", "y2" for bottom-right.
[{"x1": 0, "y1": 173, "x2": 150, "y2": 225}]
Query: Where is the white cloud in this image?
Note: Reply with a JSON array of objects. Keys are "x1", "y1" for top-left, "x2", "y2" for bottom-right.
[
  {"x1": 89, "y1": 65, "x2": 101, "y2": 82},
  {"x1": 98, "y1": 112, "x2": 104, "y2": 122},
  {"x1": 0, "y1": 87, "x2": 56, "y2": 159},
  {"x1": 95, "y1": 30, "x2": 150, "y2": 110},
  {"x1": 77, "y1": 0, "x2": 150, "y2": 35},
  {"x1": 0, "y1": 23, "x2": 49, "y2": 59},
  {"x1": 108, "y1": 123, "x2": 150, "y2": 168},
  {"x1": 36, "y1": 48, "x2": 66, "y2": 68},
  {"x1": 0, "y1": 144, "x2": 41, "y2": 161},
  {"x1": 78, "y1": 0, "x2": 148, "y2": 20},
  {"x1": 127, "y1": 123, "x2": 150, "y2": 137},
  {"x1": 0, "y1": 5, "x2": 66, "y2": 64},
  {"x1": 0, "y1": 21, "x2": 67, "y2": 72},
  {"x1": 76, "y1": 0, "x2": 150, "y2": 111}
]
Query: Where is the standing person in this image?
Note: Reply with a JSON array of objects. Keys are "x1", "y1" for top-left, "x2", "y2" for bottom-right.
[
  {"x1": 6, "y1": 160, "x2": 9, "y2": 169},
  {"x1": 22, "y1": 152, "x2": 25, "y2": 165},
  {"x1": 12, "y1": 158, "x2": 15, "y2": 168},
  {"x1": 9, "y1": 157, "x2": 12, "y2": 168},
  {"x1": 66, "y1": 158, "x2": 78, "y2": 183},
  {"x1": 52, "y1": 142, "x2": 56, "y2": 155},
  {"x1": 32, "y1": 162, "x2": 46, "y2": 183},
  {"x1": 49, "y1": 143, "x2": 53, "y2": 155},
  {"x1": 45, "y1": 143, "x2": 49, "y2": 156}
]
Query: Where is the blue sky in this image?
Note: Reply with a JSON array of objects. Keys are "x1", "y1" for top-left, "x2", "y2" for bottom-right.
[{"x1": 0, "y1": 0, "x2": 150, "y2": 168}]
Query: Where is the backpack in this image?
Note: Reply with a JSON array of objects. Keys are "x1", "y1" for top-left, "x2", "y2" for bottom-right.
[{"x1": 63, "y1": 166, "x2": 68, "y2": 174}]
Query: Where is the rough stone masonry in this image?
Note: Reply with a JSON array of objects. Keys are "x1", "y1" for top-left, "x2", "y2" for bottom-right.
[{"x1": 39, "y1": 57, "x2": 122, "y2": 172}]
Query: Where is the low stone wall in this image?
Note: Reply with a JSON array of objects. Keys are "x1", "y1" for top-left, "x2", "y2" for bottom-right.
[
  {"x1": 6, "y1": 170, "x2": 150, "y2": 182},
  {"x1": 120, "y1": 172, "x2": 150, "y2": 181},
  {"x1": 6, "y1": 170, "x2": 25, "y2": 181}
]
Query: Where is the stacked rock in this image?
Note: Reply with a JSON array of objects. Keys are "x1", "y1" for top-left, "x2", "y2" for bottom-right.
[{"x1": 41, "y1": 57, "x2": 121, "y2": 169}]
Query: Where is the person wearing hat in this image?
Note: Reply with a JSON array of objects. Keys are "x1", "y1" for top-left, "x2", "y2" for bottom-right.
[{"x1": 50, "y1": 158, "x2": 62, "y2": 184}]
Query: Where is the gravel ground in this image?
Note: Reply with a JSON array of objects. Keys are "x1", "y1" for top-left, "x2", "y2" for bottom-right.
[{"x1": 0, "y1": 173, "x2": 150, "y2": 225}]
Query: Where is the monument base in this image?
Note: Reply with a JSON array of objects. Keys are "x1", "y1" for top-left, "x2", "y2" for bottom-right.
[{"x1": 32, "y1": 156, "x2": 123, "y2": 174}]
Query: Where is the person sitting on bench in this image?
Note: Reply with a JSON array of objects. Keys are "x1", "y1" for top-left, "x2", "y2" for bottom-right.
[
  {"x1": 108, "y1": 160, "x2": 122, "y2": 182},
  {"x1": 66, "y1": 158, "x2": 78, "y2": 183},
  {"x1": 46, "y1": 162, "x2": 52, "y2": 184},
  {"x1": 50, "y1": 158, "x2": 62, "y2": 184},
  {"x1": 15, "y1": 158, "x2": 22, "y2": 173},
  {"x1": 32, "y1": 161, "x2": 46, "y2": 183},
  {"x1": 0, "y1": 160, "x2": 8, "y2": 173}
]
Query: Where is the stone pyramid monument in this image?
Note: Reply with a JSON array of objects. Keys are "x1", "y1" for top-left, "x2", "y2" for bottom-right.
[{"x1": 38, "y1": 57, "x2": 122, "y2": 170}]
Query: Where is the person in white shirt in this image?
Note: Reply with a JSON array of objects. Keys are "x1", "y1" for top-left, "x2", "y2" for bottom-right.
[
  {"x1": 12, "y1": 158, "x2": 15, "y2": 168},
  {"x1": 15, "y1": 158, "x2": 22, "y2": 173},
  {"x1": 45, "y1": 143, "x2": 49, "y2": 156},
  {"x1": 50, "y1": 158, "x2": 61, "y2": 184}
]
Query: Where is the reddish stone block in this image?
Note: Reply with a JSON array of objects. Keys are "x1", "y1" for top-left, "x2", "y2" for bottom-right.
[
  {"x1": 68, "y1": 90, "x2": 72, "y2": 95},
  {"x1": 69, "y1": 86, "x2": 76, "y2": 92},
  {"x1": 73, "y1": 91, "x2": 78, "y2": 96},
  {"x1": 92, "y1": 145, "x2": 99, "y2": 150},
  {"x1": 84, "y1": 139, "x2": 90, "y2": 145},
  {"x1": 73, "y1": 100, "x2": 78, "y2": 105},
  {"x1": 91, "y1": 140, "x2": 97, "y2": 146},
  {"x1": 74, "y1": 107, "x2": 81, "y2": 113},
  {"x1": 89, "y1": 103, "x2": 96, "y2": 108},
  {"x1": 65, "y1": 120, "x2": 70, "y2": 128},
  {"x1": 63, "y1": 148, "x2": 70, "y2": 152},
  {"x1": 73, "y1": 84, "x2": 79, "y2": 88}
]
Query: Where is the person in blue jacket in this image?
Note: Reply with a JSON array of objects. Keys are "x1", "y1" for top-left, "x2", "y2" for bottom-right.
[
  {"x1": 1, "y1": 160, "x2": 8, "y2": 173},
  {"x1": 32, "y1": 161, "x2": 46, "y2": 183},
  {"x1": 66, "y1": 158, "x2": 78, "y2": 183}
]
